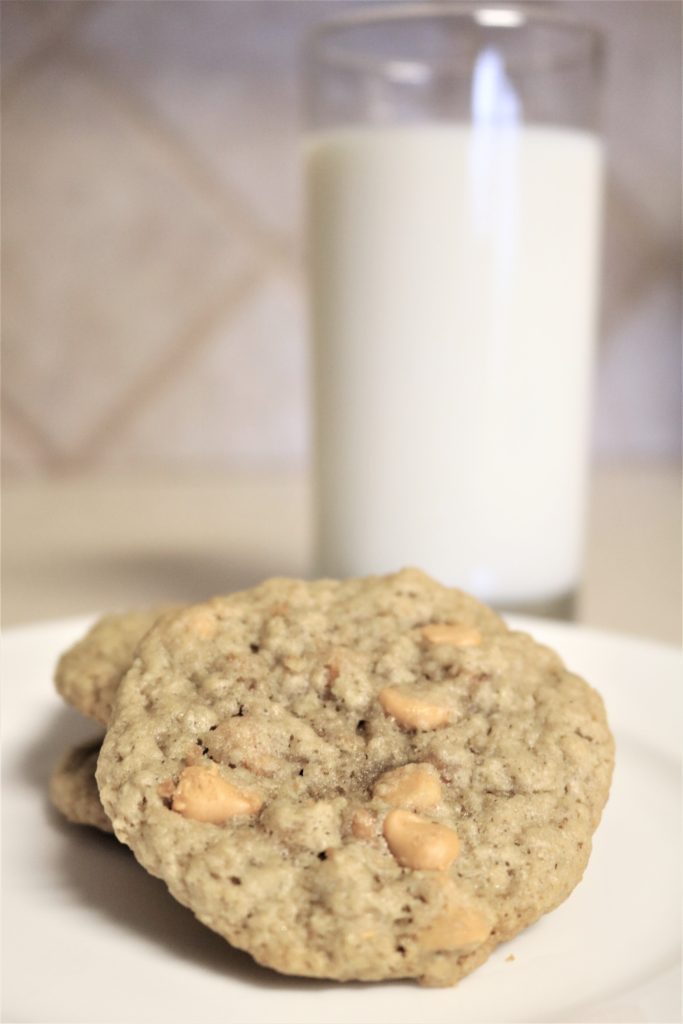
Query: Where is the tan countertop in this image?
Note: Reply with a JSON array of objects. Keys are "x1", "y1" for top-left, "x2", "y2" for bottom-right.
[{"x1": 3, "y1": 464, "x2": 681, "y2": 646}]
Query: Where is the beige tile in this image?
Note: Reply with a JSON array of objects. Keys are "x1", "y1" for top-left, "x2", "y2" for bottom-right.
[
  {"x1": 1, "y1": 0, "x2": 85, "y2": 78},
  {"x1": 1, "y1": 405, "x2": 50, "y2": 476},
  {"x1": 2, "y1": 1, "x2": 679, "y2": 475},
  {"x1": 593, "y1": 272, "x2": 682, "y2": 459},
  {"x1": 2, "y1": 53, "x2": 258, "y2": 461},
  {"x1": 76, "y1": 1, "x2": 351, "y2": 238},
  {"x1": 101, "y1": 273, "x2": 310, "y2": 468},
  {"x1": 572, "y1": 1, "x2": 682, "y2": 376},
  {"x1": 600, "y1": 172, "x2": 672, "y2": 337},
  {"x1": 568, "y1": 0, "x2": 681, "y2": 244}
]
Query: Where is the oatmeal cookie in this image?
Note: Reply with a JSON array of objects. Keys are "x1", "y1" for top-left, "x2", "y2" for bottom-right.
[
  {"x1": 49, "y1": 739, "x2": 113, "y2": 834},
  {"x1": 97, "y1": 570, "x2": 613, "y2": 986},
  {"x1": 55, "y1": 608, "x2": 176, "y2": 725}
]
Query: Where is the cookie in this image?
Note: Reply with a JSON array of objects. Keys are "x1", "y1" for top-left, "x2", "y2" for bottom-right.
[
  {"x1": 97, "y1": 570, "x2": 614, "y2": 987},
  {"x1": 55, "y1": 608, "x2": 175, "y2": 725},
  {"x1": 49, "y1": 739, "x2": 113, "y2": 834}
]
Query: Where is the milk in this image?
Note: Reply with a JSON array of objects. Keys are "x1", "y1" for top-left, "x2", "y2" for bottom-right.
[{"x1": 306, "y1": 125, "x2": 603, "y2": 606}]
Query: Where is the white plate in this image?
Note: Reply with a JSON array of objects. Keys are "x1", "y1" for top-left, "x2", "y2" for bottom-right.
[{"x1": 2, "y1": 615, "x2": 681, "y2": 1024}]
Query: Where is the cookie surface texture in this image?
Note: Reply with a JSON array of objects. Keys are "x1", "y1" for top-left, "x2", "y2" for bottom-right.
[
  {"x1": 55, "y1": 608, "x2": 173, "y2": 725},
  {"x1": 97, "y1": 570, "x2": 614, "y2": 986},
  {"x1": 50, "y1": 739, "x2": 113, "y2": 834}
]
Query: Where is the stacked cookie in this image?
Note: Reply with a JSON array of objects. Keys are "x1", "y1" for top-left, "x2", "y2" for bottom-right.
[{"x1": 50, "y1": 569, "x2": 614, "y2": 987}]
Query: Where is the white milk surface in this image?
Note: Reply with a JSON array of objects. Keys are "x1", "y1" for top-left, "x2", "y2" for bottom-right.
[{"x1": 306, "y1": 124, "x2": 603, "y2": 605}]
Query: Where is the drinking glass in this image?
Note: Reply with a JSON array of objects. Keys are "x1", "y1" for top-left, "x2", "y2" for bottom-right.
[{"x1": 304, "y1": 4, "x2": 604, "y2": 616}]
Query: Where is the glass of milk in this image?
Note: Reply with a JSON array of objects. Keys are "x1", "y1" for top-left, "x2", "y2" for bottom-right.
[{"x1": 304, "y1": 5, "x2": 604, "y2": 616}]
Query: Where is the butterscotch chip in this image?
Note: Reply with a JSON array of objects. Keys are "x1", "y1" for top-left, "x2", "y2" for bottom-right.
[
  {"x1": 378, "y1": 687, "x2": 451, "y2": 730},
  {"x1": 179, "y1": 607, "x2": 218, "y2": 639},
  {"x1": 97, "y1": 569, "x2": 614, "y2": 988},
  {"x1": 421, "y1": 623, "x2": 482, "y2": 647},
  {"x1": 171, "y1": 765, "x2": 261, "y2": 823},
  {"x1": 383, "y1": 809, "x2": 460, "y2": 870},
  {"x1": 49, "y1": 739, "x2": 113, "y2": 834},
  {"x1": 372, "y1": 763, "x2": 441, "y2": 811},
  {"x1": 419, "y1": 905, "x2": 492, "y2": 950}
]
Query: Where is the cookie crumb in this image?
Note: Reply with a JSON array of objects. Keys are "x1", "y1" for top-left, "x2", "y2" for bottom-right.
[{"x1": 505, "y1": 954, "x2": 515, "y2": 962}]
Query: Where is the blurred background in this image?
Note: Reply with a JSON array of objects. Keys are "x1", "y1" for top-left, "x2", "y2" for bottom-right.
[
  {"x1": 2, "y1": 0, "x2": 681, "y2": 475},
  {"x1": 1, "y1": 0, "x2": 680, "y2": 642}
]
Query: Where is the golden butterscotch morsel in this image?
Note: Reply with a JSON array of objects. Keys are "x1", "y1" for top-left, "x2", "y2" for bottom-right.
[
  {"x1": 174, "y1": 606, "x2": 218, "y2": 639},
  {"x1": 419, "y1": 905, "x2": 492, "y2": 951},
  {"x1": 383, "y1": 809, "x2": 460, "y2": 870},
  {"x1": 171, "y1": 764, "x2": 262, "y2": 823},
  {"x1": 372, "y1": 763, "x2": 442, "y2": 811},
  {"x1": 420, "y1": 623, "x2": 482, "y2": 647},
  {"x1": 378, "y1": 687, "x2": 451, "y2": 730}
]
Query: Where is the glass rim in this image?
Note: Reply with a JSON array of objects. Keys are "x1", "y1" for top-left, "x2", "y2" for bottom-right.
[{"x1": 307, "y1": 2, "x2": 604, "y2": 80}]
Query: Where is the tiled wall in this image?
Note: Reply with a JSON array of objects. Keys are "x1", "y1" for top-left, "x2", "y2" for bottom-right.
[{"x1": 2, "y1": 0, "x2": 680, "y2": 475}]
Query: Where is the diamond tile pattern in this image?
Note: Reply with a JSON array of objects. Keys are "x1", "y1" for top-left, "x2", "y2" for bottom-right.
[
  {"x1": 1, "y1": 1, "x2": 680, "y2": 474},
  {"x1": 3, "y1": 52, "x2": 256, "y2": 463},
  {"x1": 1, "y1": 0, "x2": 86, "y2": 80},
  {"x1": 76, "y1": 1, "x2": 336, "y2": 238},
  {"x1": 103, "y1": 273, "x2": 309, "y2": 468}
]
